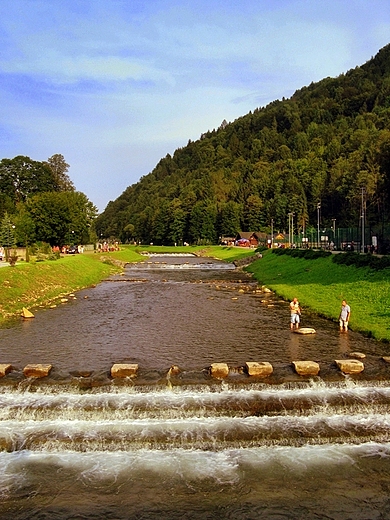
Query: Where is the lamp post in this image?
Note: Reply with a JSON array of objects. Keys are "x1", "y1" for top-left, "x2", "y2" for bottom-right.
[
  {"x1": 332, "y1": 218, "x2": 336, "y2": 248},
  {"x1": 271, "y1": 218, "x2": 274, "y2": 248},
  {"x1": 287, "y1": 213, "x2": 292, "y2": 247},
  {"x1": 291, "y1": 212, "x2": 294, "y2": 246},
  {"x1": 317, "y1": 203, "x2": 321, "y2": 248},
  {"x1": 287, "y1": 212, "x2": 295, "y2": 247},
  {"x1": 361, "y1": 187, "x2": 366, "y2": 253}
]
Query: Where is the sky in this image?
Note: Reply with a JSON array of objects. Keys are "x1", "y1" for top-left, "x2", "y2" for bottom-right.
[{"x1": 0, "y1": 1, "x2": 389, "y2": 212}]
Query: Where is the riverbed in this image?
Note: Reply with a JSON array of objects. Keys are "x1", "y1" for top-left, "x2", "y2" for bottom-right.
[{"x1": 0, "y1": 255, "x2": 390, "y2": 519}]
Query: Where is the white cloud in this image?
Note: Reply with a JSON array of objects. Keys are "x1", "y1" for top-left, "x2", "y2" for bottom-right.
[{"x1": 0, "y1": 0, "x2": 389, "y2": 212}]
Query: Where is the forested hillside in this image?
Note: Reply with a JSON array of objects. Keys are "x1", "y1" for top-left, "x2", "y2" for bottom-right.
[{"x1": 96, "y1": 44, "x2": 390, "y2": 249}]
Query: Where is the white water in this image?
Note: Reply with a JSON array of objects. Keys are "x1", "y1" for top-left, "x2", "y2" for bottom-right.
[{"x1": 1, "y1": 381, "x2": 390, "y2": 518}]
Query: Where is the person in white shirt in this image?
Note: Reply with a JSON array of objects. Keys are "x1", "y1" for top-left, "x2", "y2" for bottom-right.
[{"x1": 339, "y1": 300, "x2": 351, "y2": 331}]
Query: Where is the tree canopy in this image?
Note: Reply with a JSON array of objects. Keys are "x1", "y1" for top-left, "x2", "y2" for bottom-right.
[{"x1": 0, "y1": 154, "x2": 96, "y2": 247}]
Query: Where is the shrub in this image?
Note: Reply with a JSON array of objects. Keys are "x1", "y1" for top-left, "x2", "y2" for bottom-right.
[
  {"x1": 255, "y1": 245, "x2": 268, "y2": 253},
  {"x1": 332, "y1": 252, "x2": 390, "y2": 270},
  {"x1": 271, "y1": 248, "x2": 331, "y2": 260}
]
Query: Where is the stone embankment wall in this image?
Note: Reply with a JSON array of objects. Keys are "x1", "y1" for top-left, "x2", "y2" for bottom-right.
[
  {"x1": 233, "y1": 252, "x2": 262, "y2": 267},
  {"x1": 98, "y1": 256, "x2": 127, "y2": 268}
]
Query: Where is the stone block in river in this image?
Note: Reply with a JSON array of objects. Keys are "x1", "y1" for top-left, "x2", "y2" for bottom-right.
[
  {"x1": 21, "y1": 307, "x2": 34, "y2": 318},
  {"x1": 349, "y1": 352, "x2": 366, "y2": 359},
  {"x1": 23, "y1": 364, "x2": 52, "y2": 378},
  {"x1": 292, "y1": 360, "x2": 320, "y2": 376},
  {"x1": 335, "y1": 359, "x2": 364, "y2": 374},
  {"x1": 111, "y1": 363, "x2": 139, "y2": 378},
  {"x1": 245, "y1": 361, "x2": 273, "y2": 377},
  {"x1": 0, "y1": 364, "x2": 12, "y2": 377},
  {"x1": 210, "y1": 363, "x2": 229, "y2": 378},
  {"x1": 293, "y1": 327, "x2": 316, "y2": 335}
]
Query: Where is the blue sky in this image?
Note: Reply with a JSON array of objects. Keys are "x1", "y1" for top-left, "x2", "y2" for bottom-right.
[{"x1": 0, "y1": 0, "x2": 389, "y2": 211}]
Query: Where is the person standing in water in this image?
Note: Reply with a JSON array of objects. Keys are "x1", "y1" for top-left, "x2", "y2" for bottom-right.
[
  {"x1": 290, "y1": 297, "x2": 301, "y2": 330},
  {"x1": 339, "y1": 300, "x2": 351, "y2": 332}
]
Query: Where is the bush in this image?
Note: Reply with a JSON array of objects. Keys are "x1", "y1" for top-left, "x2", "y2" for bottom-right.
[
  {"x1": 332, "y1": 252, "x2": 390, "y2": 270},
  {"x1": 255, "y1": 245, "x2": 268, "y2": 253},
  {"x1": 271, "y1": 248, "x2": 331, "y2": 260}
]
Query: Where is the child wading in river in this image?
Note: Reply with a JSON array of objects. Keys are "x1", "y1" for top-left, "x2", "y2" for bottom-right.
[
  {"x1": 290, "y1": 297, "x2": 301, "y2": 330},
  {"x1": 339, "y1": 300, "x2": 351, "y2": 332}
]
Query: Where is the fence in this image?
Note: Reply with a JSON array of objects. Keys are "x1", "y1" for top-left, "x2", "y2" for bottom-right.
[{"x1": 289, "y1": 227, "x2": 380, "y2": 253}]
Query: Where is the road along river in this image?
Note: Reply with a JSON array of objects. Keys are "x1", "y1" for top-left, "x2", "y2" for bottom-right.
[{"x1": 0, "y1": 254, "x2": 389, "y2": 518}]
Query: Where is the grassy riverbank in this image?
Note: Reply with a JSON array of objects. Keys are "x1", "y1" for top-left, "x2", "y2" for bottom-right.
[
  {"x1": 0, "y1": 254, "x2": 122, "y2": 323},
  {"x1": 246, "y1": 250, "x2": 390, "y2": 344}
]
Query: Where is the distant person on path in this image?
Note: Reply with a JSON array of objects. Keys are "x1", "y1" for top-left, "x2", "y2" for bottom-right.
[
  {"x1": 290, "y1": 297, "x2": 301, "y2": 330},
  {"x1": 339, "y1": 300, "x2": 351, "y2": 332}
]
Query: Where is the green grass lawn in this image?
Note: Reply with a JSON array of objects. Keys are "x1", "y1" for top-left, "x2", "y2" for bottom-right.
[
  {"x1": 246, "y1": 250, "x2": 390, "y2": 342},
  {"x1": 0, "y1": 254, "x2": 120, "y2": 322}
]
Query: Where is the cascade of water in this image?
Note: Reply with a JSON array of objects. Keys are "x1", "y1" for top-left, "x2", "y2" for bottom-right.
[
  {"x1": 0, "y1": 377, "x2": 390, "y2": 518},
  {"x1": 0, "y1": 381, "x2": 389, "y2": 451}
]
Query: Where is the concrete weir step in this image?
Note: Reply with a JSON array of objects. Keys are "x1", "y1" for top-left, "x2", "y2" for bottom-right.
[
  {"x1": 23, "y1": 364, "x2": 52, "y2": 378},
  {"x1": 0, "y1": 364, "x2": 12, "y2": 377},
  {"x1": 293, "y1": 360, "x2": 320, "y2": 376},
  {"x1": 210, "y1": 363, "x2": 229, "y2": 378},
  {"x1": 335, "y1": 359, "x2": 364, "y2": 374},
  {"x1": 110, "y1": 363, "x2": 139, "y2": 378},
  {"x1": 245, "y1": 361, "x2": 273, "y2": 377}
]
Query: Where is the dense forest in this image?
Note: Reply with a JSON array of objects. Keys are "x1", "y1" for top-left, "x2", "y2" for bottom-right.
[{"x1": 95, "y1": 44, "x2": 390, "y2": 251}]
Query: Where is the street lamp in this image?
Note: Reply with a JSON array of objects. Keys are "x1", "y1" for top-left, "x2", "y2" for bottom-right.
[
  {"x1": 271, "y1": 218, "x2": 274, "y2": 248},
  {"x1": 291, "y1": 213, "x2": 294, "y2": 246},
  {"x1": 332, "y1": 218, "x2": 336, "y2": 248},
  {"x1": 287, "y1": 212, "x2": 294, "y2": 247},
  {"x1": 317, "y1": 203, "x2": 321, "y2": 248},
  {"x1": 361, "y1": 187, "x2": 366, "y2": 253}
]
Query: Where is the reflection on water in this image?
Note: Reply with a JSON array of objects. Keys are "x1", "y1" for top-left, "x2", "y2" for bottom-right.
[
  {"x1": 0, "y1": 255, "x2": 389, "y2": 518},
  {"x1": 338, "y1": 329, "x2": 352, "y2": 353}
]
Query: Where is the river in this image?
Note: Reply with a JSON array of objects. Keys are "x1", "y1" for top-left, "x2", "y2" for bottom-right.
[{"x1": 0, "y1": 254, "x2": 390, "y2": 519}]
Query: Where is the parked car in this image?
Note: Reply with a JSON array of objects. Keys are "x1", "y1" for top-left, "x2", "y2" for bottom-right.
[
  {"x1": 67, "y1": 245, "x2": 78, "y2": 254},
  {"x1": 236, "y1": 238, "x2": 250, "y2": 247}
]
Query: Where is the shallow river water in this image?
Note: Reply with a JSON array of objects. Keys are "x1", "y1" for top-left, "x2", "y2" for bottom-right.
[{"x1": 0, "y1": 254, "x2": 390, "y2": 519}]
